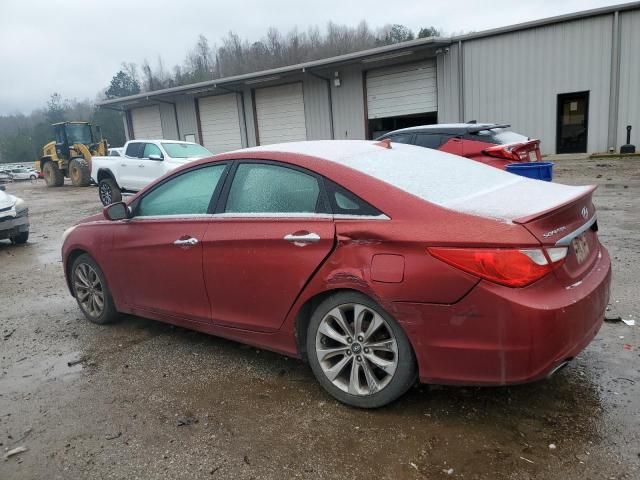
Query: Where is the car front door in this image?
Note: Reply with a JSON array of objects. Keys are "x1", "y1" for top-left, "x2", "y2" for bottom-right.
[
  {"x1": 132, "y1": 143, "x2": 166, "y2": 190},
  {"x1": 110, "y1": 163, "x2": 229, "y2": 322},
  {"x1": 202, "y1": 161, "x2": 335, "y2": 332}
]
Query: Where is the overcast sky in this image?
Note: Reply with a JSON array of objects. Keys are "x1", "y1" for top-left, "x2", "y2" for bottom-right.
[{"x1": 0, "y1": 0, "x2": 623, "y2": 115}]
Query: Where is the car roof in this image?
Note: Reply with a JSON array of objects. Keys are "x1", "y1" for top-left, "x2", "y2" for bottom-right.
[
  {"x1": 385, "y1": 123, "x2": 511, "y2": 135},
  {"x1": 129, "y1": 140, "x2": 197, "y2": 144},
  {"x1": 233, "y1": 140, "x2": 590, "y2": 223}
]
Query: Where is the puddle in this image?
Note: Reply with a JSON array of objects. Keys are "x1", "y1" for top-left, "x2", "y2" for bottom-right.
[{"x1": 0, "y1": 351, "x2": 85, "y2": 393}]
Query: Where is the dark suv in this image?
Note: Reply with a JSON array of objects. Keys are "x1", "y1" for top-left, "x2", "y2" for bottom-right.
[{"x1": 377, "y1": 123, "x2": 541, "y2": 169}]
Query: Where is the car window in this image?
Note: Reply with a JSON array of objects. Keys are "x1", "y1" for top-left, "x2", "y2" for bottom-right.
[
  {"x1": 137, "y1": 164, "x2": 226, "y2": 217},
  {"x1": 388, "y1": 133, "x2": 413, "y2": 144},
  {"x1": 125, "y1": 142, "x2": 143, "y2": 158},
  {"x1": 142, "y1": 143, "x2": 163, "y2": 159},
  {"x1": 161, "y1": 143, "x2": 212, "y2": 158},
  {"x1": 325, "y1": 180, "x2": 383, "y2": 216},
  {"x1": 225, "y1": 163, "x2": 320, "y2": 214},
  {"x1": 470, "y1": 128, "x2": 529, "y2": 145},
  {"x1": 109, "y1": 150, "x2": 121, "y2": 157},
  {"x1": 413, "y1": 133, "x2": 444, "y2": 149}
]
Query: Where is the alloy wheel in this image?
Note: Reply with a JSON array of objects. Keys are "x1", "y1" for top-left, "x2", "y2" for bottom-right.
[
  {"x1": 99, "y1": 182, "x2": 112, "y2": 205},
  {"x1": 315, "y1": 303, "x2": 398, "y2": 396},
  {"x1": 74, "y1": 263, "x2": 105, "y2": 318}
]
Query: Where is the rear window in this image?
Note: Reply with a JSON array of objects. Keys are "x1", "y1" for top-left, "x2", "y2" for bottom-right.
[
  {"x1": 471, "y1": 128, "x2": 528, "y2": 145},
  {"x1": 125, "y1": 142, "x2": 144, "y2": 158}
]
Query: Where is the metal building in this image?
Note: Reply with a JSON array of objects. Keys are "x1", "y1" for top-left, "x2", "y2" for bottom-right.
[{"x1": 100, "y1": 2, "x2": 640, "y2": 155}]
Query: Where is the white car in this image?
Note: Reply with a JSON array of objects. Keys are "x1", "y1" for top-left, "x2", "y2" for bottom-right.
[
  {"x1": 0, "y1": 185, "x2": 29, "y2": 244},
  {"x1": 91, "y1": 140, "x2": 213, "y2": 205},
  {"x1": 108, "y1": 147, "x2": 124, "y2": 157},
  {"x1": 8, "y1": 168, "x2": 38, "y2": 181}
]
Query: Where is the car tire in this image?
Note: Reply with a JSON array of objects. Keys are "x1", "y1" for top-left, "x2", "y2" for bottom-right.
[
  {"x1": 43, "y1": 161, "x2": 64, "y2": 187},
  {"x1": 71, "y1": 253, "x2": 120, "y2": 325},
  {"x1": 98, "y1": 177, "x2": 122, "y2": 206},
  {"x1": 10, "y1": 231, "x2": 29, "y2": 244},
  {"x1": 306, "y1": 291, "x2": 417, "y2": 408},
  {"x1": 69, "y1": 158, "x2": 91, "y2": 187}
]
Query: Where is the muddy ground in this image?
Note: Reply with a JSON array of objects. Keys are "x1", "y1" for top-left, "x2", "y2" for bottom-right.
[{"x1": 1, "y1": 157, "x2": 639, "y2": 480}]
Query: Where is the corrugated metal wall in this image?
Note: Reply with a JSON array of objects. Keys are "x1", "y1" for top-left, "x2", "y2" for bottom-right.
[
  {"x1": 436, "y1": 43, "x2": 461, "y2": 123},
  {"x1": 617, "y1": 9, "x2": 640, "y2": 147},
  {"x1": 303, "y1": 76, "x2": 333, "y2": 140},
  {"x1": 159, "y1": 103, "x2": 179, "y2": 140},
  {"x1": 175, "y1": 97, "x2": 199, "y2": 142},
  {"x1": 459, "y1": 15, "x2": 613, "y2": 154},
  {"x1": 330, "y1": 66, "x2": 366, "y2": 140}
]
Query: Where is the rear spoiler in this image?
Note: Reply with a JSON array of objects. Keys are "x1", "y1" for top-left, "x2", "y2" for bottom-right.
[
  {"x1": 466, "y1": 123, "x2": 511, "y2": 134},
  {"x1": 513, "y1": 185, "x2": 597, "y2": 224}
]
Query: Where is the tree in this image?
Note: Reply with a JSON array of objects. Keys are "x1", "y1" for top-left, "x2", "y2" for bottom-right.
[
  {"x1": 418, "y1": 26, "x2": 441, "y2": 38},
  {"x1": 105, "y1": 70, "x2": 141, "y2": 99},
  {"x1": 0, "y1": 133, "x2": 35, "y2": 163},
  {"x1": 377, "y1": 24, "x2": 415, "y2": 45},
  {"x1": 45, "y1": 93, "x2": 66, "y2": 124}
]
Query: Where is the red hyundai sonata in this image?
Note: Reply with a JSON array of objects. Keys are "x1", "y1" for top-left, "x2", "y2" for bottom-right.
[{"x1": 62, "y1": 140, "x2": 611, "y2": 408}]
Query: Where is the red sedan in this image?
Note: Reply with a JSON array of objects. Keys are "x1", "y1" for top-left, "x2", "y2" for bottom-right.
[{"x1": 62, "y1": 140, "x2": 611, "y2": 408}]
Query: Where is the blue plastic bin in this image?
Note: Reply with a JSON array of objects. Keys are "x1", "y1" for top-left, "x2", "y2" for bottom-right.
[{"x1": 506, "y1": 162, "x2": 554, "y2": 181}]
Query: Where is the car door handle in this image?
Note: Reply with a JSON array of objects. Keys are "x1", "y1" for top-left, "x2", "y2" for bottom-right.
[
  {"x1": 138, "y1": 164, "x2": 145, "y2": 168},
  {"x1": 173, "y1": 237, "x2": 199, "y2": 247},
  {"x1": 284, "y1": 232, "x2": 320, "y2": 244},
  {"x1": 121, "y1": 164, "x2": 127, "y2": 167}
]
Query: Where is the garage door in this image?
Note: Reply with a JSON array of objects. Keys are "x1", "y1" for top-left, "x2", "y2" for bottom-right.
[
  {"x1": 255, "y1": 83, "x2": 307, "y2": 145},
  {"x1": 130, "y1": 105, "x2": 163, "y2": 139},
  {"x1": 366, "y1": 60, "x2": 437, "y2": 119},
  {"x1": 198, "y1": 94, "x2": 243, "y2": 154}
]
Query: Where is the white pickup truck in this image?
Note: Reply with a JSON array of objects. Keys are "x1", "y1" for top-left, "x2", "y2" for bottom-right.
[{"x1": 91, "y1": 140, "x2": 213, "y2": 205}]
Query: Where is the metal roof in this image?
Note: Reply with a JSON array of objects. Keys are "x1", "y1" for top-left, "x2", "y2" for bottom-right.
[
  {"x1": 98, "y1": 1, "x2": 640, "y2": 108},
  {"x1": 98, "y1": 37, "x2": 450, "y2": 107}
]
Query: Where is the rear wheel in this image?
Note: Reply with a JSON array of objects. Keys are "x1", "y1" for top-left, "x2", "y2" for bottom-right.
[
  {"x1": 306, "y1": 291, "x2": 417, "y2": 408},
  {"x1": 69, "y1": 158, "x2": 91, "y2": 187},
  {"x1": 43, "y1": 161, "x2": 64, "y2": 187},
  {"x1": 71, "y1": 254, "x2": 119, "y2": 324},
  {"x1": 98, "y1": 177, "x2": 122, "y2": 206}
]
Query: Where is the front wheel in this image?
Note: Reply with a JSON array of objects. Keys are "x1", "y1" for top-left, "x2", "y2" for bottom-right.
[
  {"x1": 11, "y1": 230, "x2": 29, "y2": 244},
  {"x1": 98, "y1": 177, "x2": 122, "y2": 206},
  {"x1": 43, "y1": 161, "x2": 64, "y2": 187},
  {"x1": 69, "y1": 158, "x2": 91, "y2": 187},
  {"x1": 71, "y1": 254, "x2": 120, "y2": 325},
  {"x1": 306, "y1": 292, "x2": 417, "y2": 408}
]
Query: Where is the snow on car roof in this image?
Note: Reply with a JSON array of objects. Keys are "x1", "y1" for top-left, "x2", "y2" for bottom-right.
[{"x1": 240, "y1": 140, "x2": 591, "y2": 222}]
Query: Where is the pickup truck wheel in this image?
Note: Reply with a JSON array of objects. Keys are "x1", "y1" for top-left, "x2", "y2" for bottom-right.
[
  {"x1": 69, "y1": 158, "x2": 91, "y2": 187},
  {"x1": 98, "y1": 177, "x2": 122, "y2": 206},
  {"x1": 43, "y1": 161, "x2": 64, "y2": 187}
]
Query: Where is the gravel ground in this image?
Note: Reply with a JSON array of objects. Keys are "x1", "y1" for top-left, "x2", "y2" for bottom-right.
[{"x1": 1, "y1": 157, "x2": 639, "y2": 479}]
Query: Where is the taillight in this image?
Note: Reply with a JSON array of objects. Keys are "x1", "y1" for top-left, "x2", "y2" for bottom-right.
[
  {"x1": 484, "y1": 142, "x2": 540, "y2": 162},
  {"x1": 427, "y1": 247, "x2": 568, "y2": 287}
]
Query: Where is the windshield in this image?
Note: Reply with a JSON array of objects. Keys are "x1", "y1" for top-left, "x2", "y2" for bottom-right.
[
  {"x1": 472, "y1": 127, "x2": 529, "y2": 145},
  {"x1": 65, "y1": 124, "x2": 93, "y2": 145},
  {"x1": 161, "y1": 143, "x2": 212, "y2": 159}
]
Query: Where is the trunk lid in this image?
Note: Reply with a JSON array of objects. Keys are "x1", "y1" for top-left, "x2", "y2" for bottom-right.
[{"x1": 514, "y1": 186, "x2": 599, "y2": 281}]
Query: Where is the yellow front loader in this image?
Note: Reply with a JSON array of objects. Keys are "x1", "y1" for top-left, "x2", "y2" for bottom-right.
[{"x1": 37, "y1": 121, "x2": 108, "y2": 187}]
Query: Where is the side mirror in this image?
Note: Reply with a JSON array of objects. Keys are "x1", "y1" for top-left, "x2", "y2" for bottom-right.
[
  {"x1": 103, "y1": 202, "x2": 130, "y2": 221},
  {"x1": 148, "y1": 154, "x2": 163, "y2": 161},
  {"x1": 0, "y1": 185, "x2": 5, "y2": 191}
]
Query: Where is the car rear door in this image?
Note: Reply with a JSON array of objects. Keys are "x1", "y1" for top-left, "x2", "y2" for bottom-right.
[
  {"x1": 110, "y1": 163, "x2": 229, "y2": 322},
  {"x1": 202, "y1": 161, "x2": 335, "y2": 332}
]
